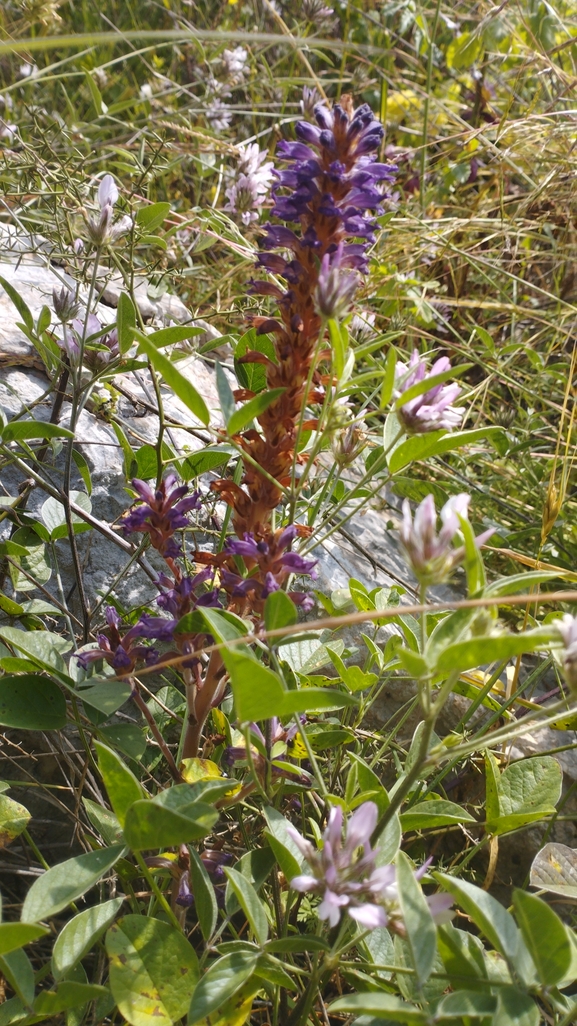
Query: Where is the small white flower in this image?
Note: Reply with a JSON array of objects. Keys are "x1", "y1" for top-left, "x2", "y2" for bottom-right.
[{"x1": 139, "y1": 83, "x2": 153, "y2": 100}]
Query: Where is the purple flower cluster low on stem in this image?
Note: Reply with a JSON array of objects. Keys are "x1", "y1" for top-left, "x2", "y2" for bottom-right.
[
  {"x1": 221, "y1": 523, "x2": 317, "y2": 610},
  {"x1": 288, "y1": 802, "x2": 452, "y2": 931}
]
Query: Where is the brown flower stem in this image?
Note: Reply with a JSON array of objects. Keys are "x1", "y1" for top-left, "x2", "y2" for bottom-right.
[
  {"x1": 182, "y1": 649, "x2": 225, "y2": 760},
  {"x1": 131, "y1": 681, "x2": 182, "y2": 781}
]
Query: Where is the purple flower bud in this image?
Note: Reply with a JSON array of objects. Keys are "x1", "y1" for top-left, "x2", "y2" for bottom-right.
[
  {"x1": 315, "y1": 246, "x2": 360, "y2": 320},
  {"x1": 52, "y1": 287, "x2": 79, "y2": 323},
  {"x1": 98, "y1": 174, "x2": 119, "y2": 210}
]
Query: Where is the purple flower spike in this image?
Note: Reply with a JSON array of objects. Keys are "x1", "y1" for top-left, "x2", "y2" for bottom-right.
[
  {"x1": 287, "y1": 801, "x2": 452, "y2": 933},
  {"x1": 395, "y1": 351, "x2": 464, "y2": 434},
  {"x1": 400, "y1": 493, "x2": 494, "y2": 587}
]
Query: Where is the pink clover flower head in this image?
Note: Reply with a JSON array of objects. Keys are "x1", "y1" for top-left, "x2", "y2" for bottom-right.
[
  {"x1": 121, "y1": 472, "x2": 201, "y2": 560},
  {"x1": 287, "y1": 801, "x2": 452, "y2": 932},
  {"x1": 395, "y1": 351, "x2": 464, "y2": 434},
  {"x1": 399, "y1": 493, "x2": 494, "y2": 587},
  {"x1": 554, "y1": 614, "x2": 577, "y2": 693}
]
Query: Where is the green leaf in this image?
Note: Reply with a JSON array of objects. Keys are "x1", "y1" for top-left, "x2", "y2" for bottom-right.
[
  {"x1": 437, "y1": 922, "x2": 488, "y2": 990},
  {"x1": 82, "y1": 799, "x2": 123, "y2": 846},
  {"x1": 188, "y1": 847, "x2": 218, "y2": 943},
  {"x1": 512, "y1": 889, "x2": 571, "y2": 987},
  {"x1": 495, "y1": 986, "x2": 539, "y2": 1026},
  {"x1": 0, "y1": 794, "x2": 31, "y2": 848},
  {"x1": 264, "y1": 590, "x2": 298, "y2": 633},
  {"x1": 116, "y1": 292, "x2": 137, "y2": 355},
  {"x1": 107, "y1": 915, "x2": 198, "y2": 1026},
  {"x1": 21, "y1": 845, "x2": 124, "y2": 922},
  {"x1": 99, "y1": 723, "x2": 147, "y2": 761},
  {"x1": 95, "y1": 742, "x2": 145, "y2": 827},
  {"x1": 0, "y1": 948, "x2": 34, "y2": 1007},
  {"x1": 84, "y1": 69, "x2": 103, "y2": 114},
  {"x1": 432, "y1": 627, "x2": 554, "y2": 676},
  {"x1": 262, "y1": 807, "x2": 303, "y2": 882},
  {"x1": 446, "y1": 30, "x2": 484, "y2": 70},
  {"x1": 485, "y1": 569, "x2": 572, "y2": 597},
  {"x1": 397, "y1": 647, "x2": 429, "y2": 678},
  {"x1": 180, "y1": 446, "x2": 233, "y2": 480},
  {"x1": 220, "y1": 648, "x2": 286, "y2": 722},
  {"x1": 227, "y1": 388, "x2": 285, "y2": 436},
  {"x1": 71, "y1": 448, "x2": 92, "y2": 495},
  {"x1": 34, "y1": 981, "x2": 108, "y2": 1016},
  {"x1": 396, "y1": 850, "x2": 436, "y2": 985},
  {"x1": 234, "y1": 329, "x2": 276, "y2": 393},
  {"x1": 123, "y1": 800, "x2": 218, "y2": 850},
  {"x1": 136, "y1": 202, "x2": 171, "y2": 233},
  {"x1": 436, "y1": 990, "x2": 497, "y2": 1018},
  {"x1": 52, "y1": 897, "x2": 124, "y2": 980},
  {"x1": 135, "y1": 328, "x2": 209, "y2": 426},
  {"x1": 434, "y1": 872, "x2": 519, "y2": 962},
  {"x1": 380, "y1": 346, "x2": 397, "y2": 408},
  {"x1": 328, "y1": 993, "x2": 427, "y2": 1022},
  {"x1": 0, "y1": 627, "x2": 70, "y2": 672},
  {"x1": 216, "y1": 361, "x2": 236, "y2": 425},
  {"x1": 400, "y1": 799, "x2": 476, "y2": 831},
  {"x1": 147, "y1": 325, "x2": 204, "y2": 348},
  {"x1": 328, "y1": 319, "x2": 349, "y2": 379},
  {"x1": 0, "y1": 923, "x2": 48, "y2": 956},
  {"x1": 0, "y1": 275, "x2": 34, "y2": 331},
  {"x1": 188, "y1": 951, "x2": 258, "y2": 1025},
  {"x1": 486, "y1": 754, "x2": 562, "y2": 835},
  {"x1": 388, "y1": 426, "x2": 503, "y2": 474},
  {"x1": 2, "y1": 420, "x2": 74, "y2": 442},
  {"x1": 0, "y1": 674, "x2": 66, "y2": 730},
  {"x1": 266, "y1": 937, "x2": 329, "y2": 954},
  {"x1": 76, "y1": 678, "x2": 132, "y2": 717},
  {"x1": 530, "y1": 841, "x2": 577, "y2": 899},
  {"x1": 224, "y1": 867, "x2": 269, "y2": 946},
  {"x1": 41, "y1": 491, "x2": 92, "y2": 540}
]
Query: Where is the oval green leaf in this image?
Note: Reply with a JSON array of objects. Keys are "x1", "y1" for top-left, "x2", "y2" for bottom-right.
[
  {"x1": 106, "y1": 915, "x2": 199, "y2": 1026},
  {"x1": 0, "y1": 674, "x2": 66, "y2": 730},
  {"x1": 52, "y1": 897, "x2": 124, "y2": 980},
  {"x1": 21, "y1": 845, "x2": 124, "y2": 923}
]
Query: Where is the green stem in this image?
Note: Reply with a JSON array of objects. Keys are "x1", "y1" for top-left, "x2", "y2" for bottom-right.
[{"x1": 134, "y1": 851, "x2": 183, "y2": 931}]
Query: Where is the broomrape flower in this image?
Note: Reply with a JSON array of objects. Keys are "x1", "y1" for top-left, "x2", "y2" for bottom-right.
[
  {"x1": 75, "y1": 606, "x2": 158, "y2": 674},
  {"x1": 288, "y1": 802, "x2": 452, "y2": 931},
  {"x1": 121, "y1": 472, "x2": 201, "y2": 560},
  {"x1": 395, "y1": 351, "x2": 463, "y2": 434},
  {"x1": 222, "y1": 523, "x2": 317, "y2": 609},
  {"x1": 315, "y1": 242, "x2": 360, "y2": 319},
  {"x1": 399, "y1": 493, "x2": 494, "y2": 587}
]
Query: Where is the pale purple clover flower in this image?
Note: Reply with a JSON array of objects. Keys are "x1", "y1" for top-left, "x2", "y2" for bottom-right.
[
  {"x1": 288, "y1": 802, "x2": 452, "y2": 931},
  {"x1": 395, "y1": 351, "x2": 464, "y2": 434},
  {"x1": 315, "y1": 243, "x2": 360, "y2": 319},
  {"x1": 221, "y1": 46, "x2": 249, "y2": 83},
  {"x1": 206, "y1": 98, "x2": 233, "y2": 132},
  {"x1": 554, "y1": 614, "x2": 577, "y2": 692},
  {"x1": 399, "y1": 493, "x2": 494, "y2": 587},
  {"x1": 224, "y1": 144, "x2": 275, "y2": 225}
]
